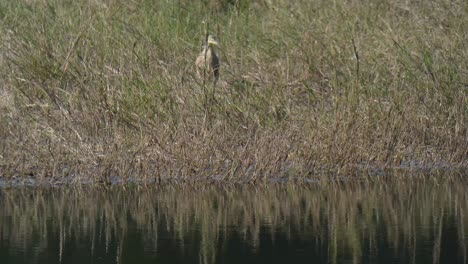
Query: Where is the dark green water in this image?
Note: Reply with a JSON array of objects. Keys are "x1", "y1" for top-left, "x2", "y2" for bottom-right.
[{"x1": 0, "y1": 179, "x2": 467, "y2": 264}]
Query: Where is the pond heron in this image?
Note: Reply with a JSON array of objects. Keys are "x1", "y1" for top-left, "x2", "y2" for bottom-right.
[{"x1": 195, "y1": 35, "x2": 220, "y2": 83}]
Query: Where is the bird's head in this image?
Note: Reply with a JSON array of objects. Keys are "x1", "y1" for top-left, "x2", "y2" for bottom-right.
[{"x1": 207, "y1": 35, "x2": 219, "y2": 47}]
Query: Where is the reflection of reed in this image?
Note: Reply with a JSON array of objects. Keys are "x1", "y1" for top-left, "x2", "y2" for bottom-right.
[{"x1": 1, "y1": 179, "x2": 467, "y2": 264}]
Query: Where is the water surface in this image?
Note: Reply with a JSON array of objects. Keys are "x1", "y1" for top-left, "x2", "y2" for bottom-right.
[{"x1": 0, "y1": 178, "x2": 467, "y2": 264}]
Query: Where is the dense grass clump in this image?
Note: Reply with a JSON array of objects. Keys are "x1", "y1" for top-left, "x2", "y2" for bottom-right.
[{"x1": 0, "y1": 0, "x2": 467, "y2": 182}]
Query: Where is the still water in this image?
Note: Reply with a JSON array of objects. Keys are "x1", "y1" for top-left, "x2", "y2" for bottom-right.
[{"x1": 0, "y1": 178, "x2": 467, "y2": 264}]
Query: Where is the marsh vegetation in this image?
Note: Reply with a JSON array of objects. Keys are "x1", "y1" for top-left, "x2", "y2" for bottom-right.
[{"x1": 0, "y1": 0, "x2": 467, "y2": 181}]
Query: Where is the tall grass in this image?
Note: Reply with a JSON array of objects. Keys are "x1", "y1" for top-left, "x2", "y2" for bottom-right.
[{"x1": 0, "y1": 0, "x2": 467, "y2": 181}]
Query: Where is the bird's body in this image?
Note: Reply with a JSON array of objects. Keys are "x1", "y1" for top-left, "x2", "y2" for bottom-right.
[{"x1": 195, "y1": 35, "x2": 220, "y2": 83}]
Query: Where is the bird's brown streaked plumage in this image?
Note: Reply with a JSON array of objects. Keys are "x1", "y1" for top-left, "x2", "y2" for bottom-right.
[{"x1": 195, "y1": 35, "x2": 220, "y2": 83}]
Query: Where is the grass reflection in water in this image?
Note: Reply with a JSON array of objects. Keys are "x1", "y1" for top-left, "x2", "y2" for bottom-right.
[{"x1": 1, "y1": 178, "x2": 467, "y2": 264}]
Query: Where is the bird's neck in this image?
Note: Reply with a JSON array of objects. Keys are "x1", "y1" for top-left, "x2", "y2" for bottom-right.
[{"x1": 207, "y1": 45, "x2": 216, "y2": 52}]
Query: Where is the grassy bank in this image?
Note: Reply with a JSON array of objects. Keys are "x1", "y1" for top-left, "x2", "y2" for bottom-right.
[{"x1": 0, "y1": 0, "x2": 467, "y2": 182}]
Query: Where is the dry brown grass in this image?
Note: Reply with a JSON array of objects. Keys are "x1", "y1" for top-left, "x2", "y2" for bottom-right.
[{"x1": 0, "y1": 0, "x2": 467, "y2": 182}]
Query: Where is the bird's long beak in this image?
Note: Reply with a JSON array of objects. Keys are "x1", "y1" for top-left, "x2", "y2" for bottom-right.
[{"x1": 208, "y1": 39, "x2": 219, "y2": 46}]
